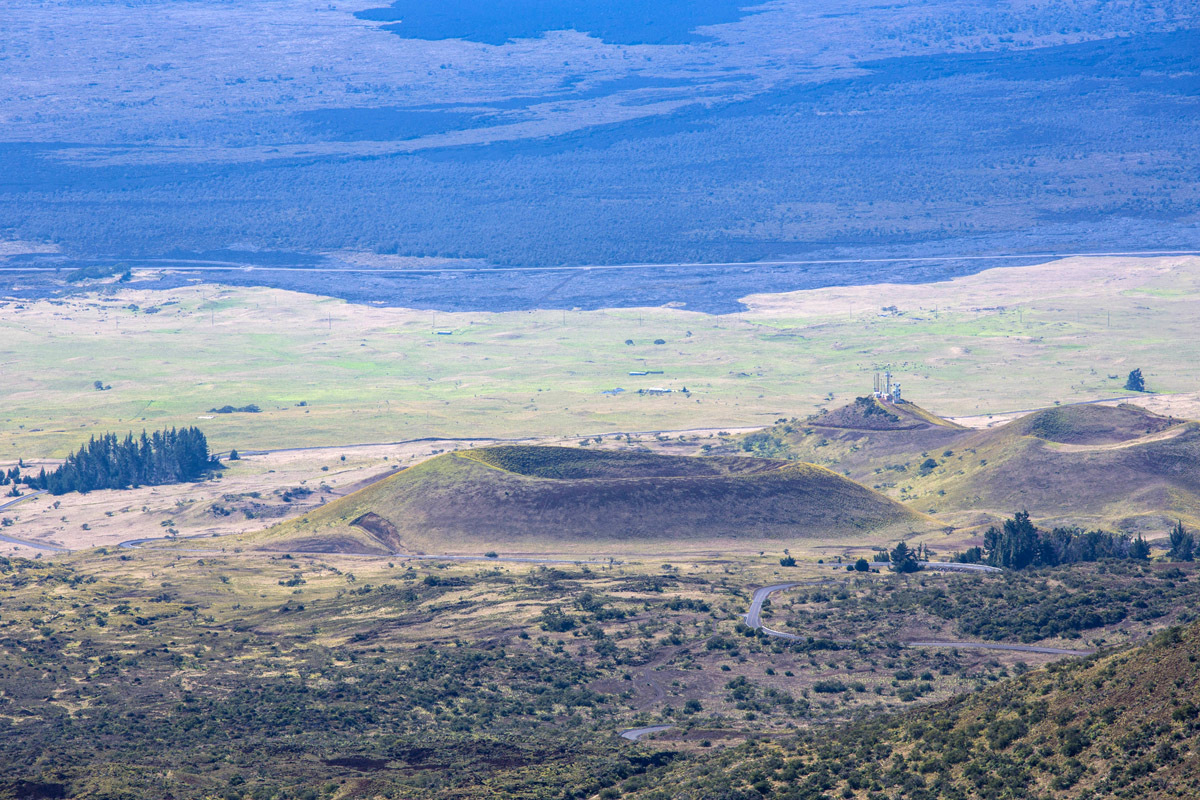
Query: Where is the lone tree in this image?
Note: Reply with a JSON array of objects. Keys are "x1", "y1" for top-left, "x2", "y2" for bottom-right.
[
  {"x1": 1168, "y1": 520, "x2": 1195, "y2": 562},
  {"x1": 853, "y1": 558, "x2": 870, "y2": 572},
  {"x1": 1125, "y1": 368, "x2": 1146, "y2": 392},
  {"x1": 889, "y1": 541, "x2": 922, "y2": 573},
  {"x1": 1130, "y1": 534, "x2": 1151, "y2": 560}
]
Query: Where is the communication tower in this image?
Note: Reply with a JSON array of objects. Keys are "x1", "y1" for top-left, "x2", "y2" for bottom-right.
[{"x1": 872, "y1": 368, "x2": 903, "y2": 403}]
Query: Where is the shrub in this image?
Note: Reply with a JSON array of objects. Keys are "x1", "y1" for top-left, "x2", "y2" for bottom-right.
[{"x1": 813, "y1": 680, "x2": 847, "y2": 693}]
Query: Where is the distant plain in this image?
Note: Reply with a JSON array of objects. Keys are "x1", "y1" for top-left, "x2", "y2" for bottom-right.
[
  {"x1": 3, "y1": 255, "x2": 1197, "y2": 462},
  {"x1": 1, "y1": 0, "x2": 1197, "y2": 279}
]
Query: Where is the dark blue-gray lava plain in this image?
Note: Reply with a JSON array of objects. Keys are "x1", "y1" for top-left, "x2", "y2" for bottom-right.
[{"x1": 1, "y1": 1, "x2": 1198, "y2": 311}]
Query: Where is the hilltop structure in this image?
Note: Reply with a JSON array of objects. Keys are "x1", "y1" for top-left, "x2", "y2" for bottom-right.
[{"x1": 873, "y1": 370, "x2": 902, "y2": 403}]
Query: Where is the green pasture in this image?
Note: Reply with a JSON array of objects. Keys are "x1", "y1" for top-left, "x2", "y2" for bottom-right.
[{"x1": 3, "y1": 261, "x2": 1199, "y2": 460}]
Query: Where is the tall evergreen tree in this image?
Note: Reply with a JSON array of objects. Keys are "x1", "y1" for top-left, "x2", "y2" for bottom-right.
[
  {"x1": 1130, "y1": 534, "x2": 1151, "y2": 560},
  {"x1": 1168, "y1": 520, "x2": 1194, "y2": 562},
  {"x1": 982, "y1": 511, "x2": 1155, "y2": 569},
  {"x1": 32, "y1": 427, "x2": 213, "y2": 495},
  {"x1": 889, "y1": 541, "x2": 922, "y2": 573}
]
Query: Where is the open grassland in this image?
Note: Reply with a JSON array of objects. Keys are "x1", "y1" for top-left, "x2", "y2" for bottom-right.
[
  {"x1": 3, "y1": 255, "x2": 1200, "y2": 463},
  {"x1": 3, "y1": 548, "x2": 1192, "y2": 799}
]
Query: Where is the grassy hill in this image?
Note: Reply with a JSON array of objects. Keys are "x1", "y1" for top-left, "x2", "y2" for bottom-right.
[
  {"x1": 919, "y1": 406, "x2": 1200, "y2": 532},
  {"x1": 624, "y1": 621, "x2": 1200, "y2": 799},
  {"x1": 1008, "y1": 402, "x2": 1184, "y2": 445},
  {"x1": 248, "y1": 445, "x2": 932, "y2": 555},
  {"x1": 738, "y1": 401, "x2": 1200, "y2": 534}
]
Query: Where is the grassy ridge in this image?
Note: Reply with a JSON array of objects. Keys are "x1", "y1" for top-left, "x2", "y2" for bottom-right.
[
  {"x1": 250, "y1": 446, "x2": 932, "y2": 554},
  {"x1": 1010, "y1": 403, "x2": 1181, "y2": 445},
  {"x1": 459, "y1": 445, "x2": 789, "y2": 479},
  {"x1": 738, "y1": 402, "x2": 1200, "y2": 535}
]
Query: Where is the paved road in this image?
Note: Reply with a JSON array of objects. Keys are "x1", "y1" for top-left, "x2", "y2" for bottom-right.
[
  {"x1": 215, "y1": 426, "x2": 762, "y2": 460},
  {"x1": 0, "y1": 531, "x2": 69, "y2": 553},
  {"x1": 919, "y1": 561, "x2": 1002, "y2": 574},
  {"x1": 903, "y1": 641, "x2": 1094, "y2": 656},
  {"x1": 0, "y1": 491, "x2": 68, "y2": 552},
  {"x1": 959, "y1": 393, "x2": 1173, "y2": 420},
  {"x1": 5, "y1": 249, "x2": 1197, "y2": 275},
  {"x1": 117, "y1": 533, "x2": 617, "y2": 565},
  {"x1": 744, "y1": 582, "x2": 808, "y2": 629},
  {"x1": 0, "y1": 490, "x2": 47, "y2": 513},
  {"x1": 744, "y1": 582, "x2": 1094, "y2": 656},
  {"x1": 618, "y1": 725, "x2": 673, "y2": 742}
]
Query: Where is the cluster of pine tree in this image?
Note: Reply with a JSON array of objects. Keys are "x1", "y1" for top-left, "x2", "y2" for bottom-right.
[
  {"x1": 957, "y1": 511, "x2": 1151, "y2": 569},
  {"x1": 0, "y1": 467, "x2": 23, "y2": 486},
  {"x1": 30, "y1": 428, "x2": 213, "y2": 495}
]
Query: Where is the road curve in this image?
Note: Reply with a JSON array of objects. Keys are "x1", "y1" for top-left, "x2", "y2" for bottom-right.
[
  {"x1": 0, "y1": 491, "x2": 68, "y2": 552},
  {"x1": 744, "y1": 583, "x2": 1094, "y2": 656},
  {"x1": 0, "y1": 490, "x2": 47, "y2": 513},
  {"x1": 619, "y1": 725, "x2": 673, "y2": 742},
  {"x1": 743, "y1": 582, "x2": 807, "y2": 629}
]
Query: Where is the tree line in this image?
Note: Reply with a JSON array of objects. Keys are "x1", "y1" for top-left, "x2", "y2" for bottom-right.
[
  {"x1": 956, "y1": 511, "x2": 1160, "y2": 569},
  {"x1": 29, "y1": 427, "x2": 214, "y2": 495}
]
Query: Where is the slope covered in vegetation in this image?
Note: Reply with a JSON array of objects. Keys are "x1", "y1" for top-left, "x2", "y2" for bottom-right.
[
  {"x1": 738, "y1": 401, "x2": 1200, "y2": 533},
  {"x1": 625, "y1": 622, "x2": 1200, "y2": 799},
  {"x1": 249, "y1": 446, "x2": 932, "y2": 554}
]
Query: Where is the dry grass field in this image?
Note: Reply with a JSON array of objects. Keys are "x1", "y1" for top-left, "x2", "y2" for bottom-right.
[{"x1": 3, "y1": 255, "x2": 1198, "y2": 465}]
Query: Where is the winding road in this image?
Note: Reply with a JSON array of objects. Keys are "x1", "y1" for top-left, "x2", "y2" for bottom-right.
[
  {"x1": 744, "y1": 581, "x2": 1094, "y2": 656},
  {"x1": 0, "y1": 491, "x2": 67, "y2": 552},
  {"x1": 618, "y1": 725, "x2": 672, "y2": 742},
  {"x1": 620, "y1": 569, "x2": 1090, "y2": 744}
]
